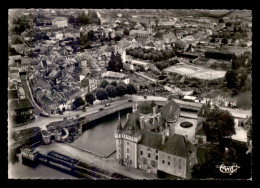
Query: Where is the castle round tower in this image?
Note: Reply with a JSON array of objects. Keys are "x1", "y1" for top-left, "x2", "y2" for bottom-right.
[{"x1": 41, "y1": 130, "x2": 51, "y2": 145}]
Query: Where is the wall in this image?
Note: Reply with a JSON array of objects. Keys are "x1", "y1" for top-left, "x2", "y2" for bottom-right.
[
  {"x1": 137, "y1": 144, "x2": 158, "y2": 174},
  {"x1": 158, "y1": 151, "x2": 187, "y2": 178},
  {"x1": 122, "y1": 139, "x2": 137, "y2": 168}
]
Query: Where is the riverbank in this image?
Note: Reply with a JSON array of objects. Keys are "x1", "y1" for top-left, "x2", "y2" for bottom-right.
[{"x1": 34, "y1": 142, "x2": 158, "y2": 180}]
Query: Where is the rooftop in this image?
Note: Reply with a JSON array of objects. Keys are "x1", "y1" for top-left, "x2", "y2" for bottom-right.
[
  {"x1": 9, "y1": 99, "x2": 34, "y2": 111},
  {"x1": 101, "y1": 71, "x2": 128, "y2": 79},
  {"x1": 160, "y1": 100, "x2": 180, "y2": 122},
  {"x1": 138, "y1": 131, "x2": 166, "y2": 150}
]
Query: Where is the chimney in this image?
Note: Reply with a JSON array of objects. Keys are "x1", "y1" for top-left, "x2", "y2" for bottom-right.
[
  {"x1": 162, "y1": 134, "x2": 166, "y2": 145},
  {"x1": 126, "y1": 113, "x2": 130, "y2": 120},
  {"x1": 184, "y1": 135, "x2": 188, "y2": 142},
  {"x1": 153, "y1": 106, "x2": 156, "y2": 115},
  {"x1": 139, "y1": 116, "x2": 143, "y2": 128},
  {"x1": 225, "y1": 147, "x2": 229, "y2": 153}
]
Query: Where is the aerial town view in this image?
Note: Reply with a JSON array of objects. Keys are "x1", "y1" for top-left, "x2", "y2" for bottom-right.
[{"x1": 8, "y1": 9, "x2": 252, "y2": 180}]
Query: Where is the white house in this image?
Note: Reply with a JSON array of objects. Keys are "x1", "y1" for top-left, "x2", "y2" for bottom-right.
[
  {"x1": 101, "y1": 71, "x2": 129, "y2": 84},
  {"x1": 52, "y1": 17, "x2": 68, "y2": 28}
]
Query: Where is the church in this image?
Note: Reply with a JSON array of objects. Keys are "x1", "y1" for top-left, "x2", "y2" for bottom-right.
[{"x1": 114, "y1": 100, "x2": 198, "y2": 179}]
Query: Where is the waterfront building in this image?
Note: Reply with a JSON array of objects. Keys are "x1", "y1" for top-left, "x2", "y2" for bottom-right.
[
  {"x1": 114, "y1": 100, "x2": 198, "y2": 179},
  {"x1": 9, "y1": 98, "x2": 35, "y2": 124}
]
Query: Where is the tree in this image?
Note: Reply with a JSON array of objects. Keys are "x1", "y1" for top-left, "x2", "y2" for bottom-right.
[
  {"x1": 218, "y1": 18, "x2": 224, "y2": 23},
  {"x1": 116, "y1": 82, "x2": 127, "y2": 97},
  {"x1": 73, "y1": 96, "x2": 85, "y2": 110},
  {"x1": 123, "y1": 28, "x2": 129, "y2": 35},
  {"x1": 138, "y1": 52, "x2": 144, "y2": 59},
  {"x1": 108, "y1": 51, "x2": 123, "y2": 72},
  {"x1": 96, "y1": 88, "x2": 108, "y2": 103},
  {"x1": 203, "y1": 107, "x2": 235, "y2": 143},
  {"x1": 153, "y1": 54, "x2": 159, "y2": 62},
  {"x1": 210, "y1": 37, "x2": 216, "y2": 43},
  {"x1": 99, "y1": 80, "x2": 109, "y2": 88},
  {"x1": 126, "y1": 84, "x2": 137, "y2": 98},
  {"x1": 221, "y1": 38, "x2": 228, "y2": 44},
  {"x1": 85, "y1": 92, "x2": 96, "y2": 105},
  {"x1": 143, "y1": 53, "x2": 149, "y2": 60},
  {"x1": 105, "y1": 85, "x2": 117, "y2": 101},
  {"x1": 110, "y1": 81, "x2": 118, "y2": 87},
  {"x1": 225, "y1": 69, "x2": 239, "y2": 89},
  {"x1": 238, "y1": 68, "x2": 248, "y2": 88}
]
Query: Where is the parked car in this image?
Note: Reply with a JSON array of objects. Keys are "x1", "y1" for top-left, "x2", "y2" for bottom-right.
[
  {"x1": 99, "y1": 108, "x2": 104, "y2": 111},
  {"x1": 104, "y1": 103, "x2": 110, "y2": 107},
  {"x1": 128, "y1": 99, "x2": 133, "y2": 103}
]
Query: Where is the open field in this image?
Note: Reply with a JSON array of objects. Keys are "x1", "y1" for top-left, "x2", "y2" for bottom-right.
[{"x1": 164, "y1": 63, "x2": 226, "y2": 80}]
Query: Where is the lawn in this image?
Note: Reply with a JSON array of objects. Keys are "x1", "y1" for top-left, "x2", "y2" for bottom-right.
[{"x1": 236, "y1": 91, "x2": 252, "y2": 109}]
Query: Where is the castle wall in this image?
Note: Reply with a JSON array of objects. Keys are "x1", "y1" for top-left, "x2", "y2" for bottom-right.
[
  {"x1": 137, "y1": 144, "x2": 158, "y2": 174},
  {"x1": 158, "y1": 151, "x2": 187, "y2": 178}
]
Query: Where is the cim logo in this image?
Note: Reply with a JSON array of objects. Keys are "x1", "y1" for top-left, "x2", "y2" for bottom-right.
[{"x1": 216, "y1": 164, "x2": 240, "y2": 175}]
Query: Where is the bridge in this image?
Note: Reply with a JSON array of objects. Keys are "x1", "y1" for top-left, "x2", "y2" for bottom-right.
[{"x1": 79, "y1": 100, "x2": 202, "y2": 125}]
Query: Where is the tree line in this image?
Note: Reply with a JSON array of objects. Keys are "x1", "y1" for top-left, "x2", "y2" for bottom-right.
[
  {"x1": 68, "y1": 10, "x2": 101, "y2": 27},
  {"x1": 72, "y1": 81, "x2": 137, "y2": 109},
  {"x1": 126, "y1": 47, "x2": 176, "y2": 62},
  {"x1": 225, "y1": 52, "x2": 252, "y2": 96}
]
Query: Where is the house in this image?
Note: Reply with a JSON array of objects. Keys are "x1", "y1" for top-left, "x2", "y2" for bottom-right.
[
  {"x1": 224, "y1": 97, "x2": 237, "y2": 108},
  {"x1": 9, "y1": 99, "x2": 35, "y2": 124},
  {"x1": 114, "y1": 100, "x2": 197, "y2": 179},
  {"x1": 162, "y1": 32, "x2": 177, "y2": 44},
  {"x1": 9, "y1": 55, "x2": 22, "y2": 66},
  {"x1": 130, "y1": 30, "x2": 150, "y2": 38},
  {"x1": 80, "y1": 78, "x2": 98, "y2": 93},
  {"x1": 52, "y1": 17, "x2": 68, "y2": 28},
  {"x1": 63, "y1": 28, "x2": 80, "y2": 39},
  {"x1": 134, "y1": 22, "x2": 145, "y2": 30},
  {"x1": 101, "y1": 71, "x2": 130, "y2": 84},
  {"x1": 183, "y1": 96, "x2": 196, "y2": 102}
]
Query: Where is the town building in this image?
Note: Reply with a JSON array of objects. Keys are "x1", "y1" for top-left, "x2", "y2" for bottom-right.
[
  {"x1": 9, "y1": 98, "x2": 35, "y2": 124},
  {"x1": 130, "y1": 30, "x2": 144, "y2": 38},
  {"x1": 52, "y1": 17, "x2": 68, "y2": 28},
  {"x1": 101, "y1": 71, "x2": 129, "y2": 84},
  {"x1": 114, "y1": 100, "x2": 198, "y2": 179}
]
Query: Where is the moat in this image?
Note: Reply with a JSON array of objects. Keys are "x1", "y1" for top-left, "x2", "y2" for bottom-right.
[
  {"x1": 9, "y1": 108, "x2": 132, "y2": 179},
  {"x1": 71, "y1": 108, "x2": 131, "y2": 157}
]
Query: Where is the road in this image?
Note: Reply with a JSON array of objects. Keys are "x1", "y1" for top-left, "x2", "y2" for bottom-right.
[
  {"x1": 12, "y1": 94, "x2": 250, "y2": 132},
  {"x1": 20, "y1": 75, "x2": 47, "y2": 115},
  {"x1": 12, "y1": 95, "x2": 167, "y2": 131}
]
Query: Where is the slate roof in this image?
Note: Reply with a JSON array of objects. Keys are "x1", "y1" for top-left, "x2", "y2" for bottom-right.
[
  {"x1": 121, "y1": 112, "x2": 141, "y2": 137},
  {"x1": 138, "y1": 131, "x2": 166, "y2": 150},
  {"x1": 160, "y1": 100, "x2": 180, "y2": 122},
  {"x1": 161, "y1": 134, "x2": 187, "y2": 157},
  {"x1": 9, "y1": 99, "x2": 34, "y2": 111},
  {"x1": 139, "y1": 131, "x2": 193, "y2": 158},
  {"x1": 195, "y1": 123, "x2": 206, "y2": 136}
]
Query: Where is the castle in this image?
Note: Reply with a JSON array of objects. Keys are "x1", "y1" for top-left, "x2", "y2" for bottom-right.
[{"x1": 114, "y1": 100, "x2": 198, "y2": 179}]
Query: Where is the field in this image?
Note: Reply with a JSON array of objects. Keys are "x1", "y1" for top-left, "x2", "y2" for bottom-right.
[{"x1": 164, "y1": 63, "x2": 226, "y2": 80}]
